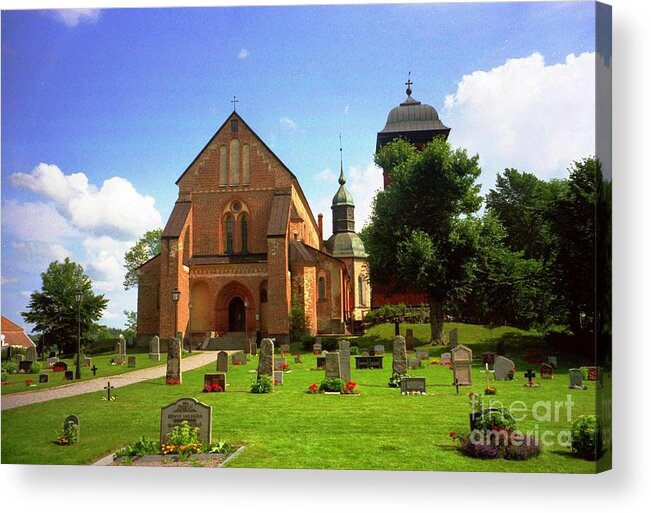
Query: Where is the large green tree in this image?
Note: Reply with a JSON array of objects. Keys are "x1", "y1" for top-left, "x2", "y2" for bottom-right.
[
  {"x1": 123, "y1": 228, "x2": 162, "y2": 290},
  {"x1": 22, "y1": 258, "x2": 108, "y2": 354},
  {"x1": 363, "y1": 137, "x2": 483, "y2": 344}
]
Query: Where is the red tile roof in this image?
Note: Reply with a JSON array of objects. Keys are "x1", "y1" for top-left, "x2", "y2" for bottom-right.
[{"x1": 1, "y1": 316, "x2": 36, "y2": 349}]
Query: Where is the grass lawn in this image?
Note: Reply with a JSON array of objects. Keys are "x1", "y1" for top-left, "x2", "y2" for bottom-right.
[
  {"x1": 1, "y1": 348, "x2": 185, "y2": 395},
  {"x1": 0, "y1": 323, "x2": 608, "y2": 472}
]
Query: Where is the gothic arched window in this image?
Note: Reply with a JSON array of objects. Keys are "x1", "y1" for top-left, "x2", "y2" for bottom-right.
[
  {"x1": 318, "y1": 276, "x2": 326, "y2": 301},
  {"x1": 241, "y1": 215, "x2": 248, "y2": 253},
  {"x1": 229, "y1": 139, "x2": 240, "y2": 185},
  {"x1": 358, "y1": 276, "x2": 365, "y2": 306},
  {"x1": 225, "y1": 215, "x2": 234, "y2": 254}
]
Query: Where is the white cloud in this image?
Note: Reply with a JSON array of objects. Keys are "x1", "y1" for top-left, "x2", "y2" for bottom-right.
[
  {"x1": 1, "y1": 277, "x2": 18, "y2": 285},
  {"x1": 10, "y1": 241, "x2": 71, "y2": 271},
  {"x1": 237, "y1": 48, "x2": 250, "y2": 59},
  {"x1": 20, "y1": 291, "x2": 32, "y2": 299},
  {"x1": 83, "y1": 236, "x2": 133, "y2": 292},
  {"x1": 11, "y1": 163, "x2": 162, "y2": 239},
  {"x1": 52, "y1": 9, "x2": 101, "y2": 27},
  {"x1": 344, "y1": 105, "x2": 350, "y2": 115},
  {"x1": 314, "y1": 168, "x2": 337, "y2": 183},
  {"x1": 279, "y1": 116, "x2": 298, "y2": 132},
  {"x1": 2, "y1": 200, "x2": 80, "y2": 242},
  {"x1": 443, "y1": 52, "x2": 595, "y2": 189}
]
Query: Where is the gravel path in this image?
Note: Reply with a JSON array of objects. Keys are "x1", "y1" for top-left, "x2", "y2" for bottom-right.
[{"x1": 1, "y1": 351, "x2": 218, "y2": 411}]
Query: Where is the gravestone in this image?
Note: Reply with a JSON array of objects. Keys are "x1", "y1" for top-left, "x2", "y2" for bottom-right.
[
  {"x1": 392, "y1": 336, "x2": 408, "y2": 376},
  {"x1": 128, "y1": 356, "x2": 137, "y2": 368},
  {"x1": 401, "y1": 377, "x2": 426, "y2": 394},
  {"x1": 64, "y1": 415, "x2": 80, "y2": 443},
  {"x1": 416, "y1": 350, "x2": 429, "y2": 359},
  {"x1": 274, "y1": 370, "x2": 284, "y2": 385},
  {"x1": 250, "y1": 341, "x2": 257, "y2": 356},
  {"x1": 115, "y1": 356, "x2": 126, "y2": 365},
  {"x1": 440, "y1": 352, "x2": 452, "y2": 365},
  {"x1": 448, "y1": 328, "x2": 459, "y2": 348},
  {"x1": 325, "y1": 352, "x2": 341, "y2": 379},
  {"x1": 338, "y1": 340, "x2": 351, "y2": 383},
  {"x1": 273, "y1": 357, "x2": 287, "y2": 371},
  {"x1": 569, "y1": 368, "x2": 586, "y2": 389},
  {"x1": 243, "y1": 339, "x2": 251, "y2": 354},
  {"x1": 160, "y1": 398, "x2": 212, "y2": 445},
  {"x1": 118, "y1": 334, "x2": 127, "y2": 355},
  {"x1": 405, "y1": 329, "x2": 415, "y2": 351},
  {"x1": 18, "y1": 360, "x2": 31, "y2": 372},
  {"x1": 546, "y1": 356, "x2": 558, "y2": 368},
  {"x1": 540, "y1": 363, "x2": 553, "y2": 379},
  {"x1": 39, "y1": 374, "x2": 49, "y2": 383},
  {"x1": 166, "y1": 338, "x2": 182, "y2": 384},
  {"x1": 280, "y1": 344, "x2": 291, "y2": 355},
  {"x1": 149, "y1": 336, "x2": 161, "y2": 361},
  {"x1": 361, "y1": 351, "x2": 369, "y2": 357},
  {"x1": 257, "y1": 338, "x2": 274, "y2": 378},
  {"x1": 115, "y1": 339, "x2": 122, "y2": 354},
  {"x1": 64, "y1": 370, "x2": 74, "y2": 380},
  {"x1": 203, "y1": 373, "x2": 226, "y2": 392},
  {"x1": 316, "y1": 356, "x2": 326, "y2": 369},
  {"x1": 47, "y1": 357, "x2": 59, "y2": 367},
  {"x1": 83, "y1": 357, "x2": 92, "y2": 367},
  {"x1": 217, "y1": 351, "x2": 229, "y2": 372},
  {"x1": 493, "y1": 356, "x2": 515, "y2": 380},
  {"x1": 451, "y1": 344, "x2": 472, "y2": 386},
  {"x1": 232, "y1": 352, "x2": 247, "y2": 365},
  {"x1": 52, "y1": 361, "x2": 67, "y2": 372},
  {"x1": 313, "y1": 342, "x2": 322, "y2": 355},
  {"x1": 368, "y1": 346, "x2": 376, "y2": 356},
  {"x1": 408, "y1": 358, "x2": 421, "y2": 370},
  {"x1": 26, "y1": 346, "x2": 37, "y2": 362},
  {"x1": 374, "y1": 345, "x2": 385, "y2": 355}
]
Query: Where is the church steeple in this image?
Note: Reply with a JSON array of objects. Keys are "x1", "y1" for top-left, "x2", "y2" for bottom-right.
[{"x1": 331, "y1": 137, "x2": 355, "y2": 233}]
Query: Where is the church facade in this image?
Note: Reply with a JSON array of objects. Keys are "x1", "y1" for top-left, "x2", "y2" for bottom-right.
[{"x1": 136, "y1": 111, "x2": 370, "y2": 345}]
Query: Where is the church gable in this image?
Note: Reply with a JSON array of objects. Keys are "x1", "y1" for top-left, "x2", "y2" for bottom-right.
[{"x1": 176, "y1": 112, "x2": 295, "y2": 196}]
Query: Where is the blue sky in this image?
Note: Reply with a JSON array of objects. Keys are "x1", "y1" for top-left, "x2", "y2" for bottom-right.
[{"x1": 1, "y1": 2, "x2": 605, "y2": 330}]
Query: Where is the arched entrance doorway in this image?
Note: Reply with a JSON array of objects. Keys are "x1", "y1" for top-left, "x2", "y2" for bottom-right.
[{"x1": 228, "y1": 297, "x2": 246, "y2": 332}]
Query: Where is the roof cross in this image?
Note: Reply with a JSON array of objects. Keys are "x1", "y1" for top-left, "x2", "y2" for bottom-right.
[
  {"x1": 231, "y1": 96, "x2": 239, "y2": 111},
  {"x1": 405, "y1": 71, "x2": 413, "y2": 96}
]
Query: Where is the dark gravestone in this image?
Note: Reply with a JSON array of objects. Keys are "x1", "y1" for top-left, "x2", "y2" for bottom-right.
[
  {"x1": 49, "y1": 351, "x2": 56, "y2": 358},
  {"x1": 52, "y1": 361, "x2": 68, "y2": 372},
  {"x1": 64, "y1": 415, "x2": 80, "y2": 443},
  {"x1": 257, "y1": 338, "x2": 274, "y2": 378},
  {"x1": 401, "y1": 377, "x2": 426, "y2": 394},
  {"x1": 316, "y1": 356, "x2": 326, "y2": 369},
  {"x1": 203, "y1": 373, "x2": 226, "y2": 392},
  {"x1": 19, "y1": 361, "x2": 32, "y2": 372},
  {"x1": 39, "y1": 374, "x2": 49, "y2": 383},
  {"x1": 338, "y1": 340, "x2": 351, "y2": 383},
  {"x1": 250, "y1": 342, "x2": 257, "y2": 357},
  {"x1": 64, "y1": 370, "x2": 74, "y2": 380},
  {"x1": 127, "y1": 356, "x2": 137, "y2": 368},
  {"x1": 392, "y1": 336, "x2": 408, "y2": 375},
  {"x1": 217, "y1": 351, "x2": 228, "y2": 372},
  {"x1": 540, "y1": 363, "x2": 553, "y2": 379},
  {"x1": 405, "y1": 329, "x2": 415, "y2": 351}
]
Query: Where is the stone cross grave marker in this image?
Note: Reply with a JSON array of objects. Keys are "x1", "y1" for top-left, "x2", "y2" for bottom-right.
[
  {"x1": 149, "y1": 336, "x2": 161, "y2": 362},
  {"x1": 128, "y1": 356, "x2": 137, "y2": 368},
  {"x1": 401, "y1": 377, "x2": 426, "y2": 394},
  {"x1": 217, "y1": 351, "x2": 229, "y2": 372},
  {"x1": 64, "y1": 415, "x2": 80, "y2": 443},
  {"x1": 405, "y1": 329, "x2": 415, "y2": 351},
  {"x1": 160, "y1": 397, "x2": 212, "y2": 446},
  {"x1": 493, "y1": 356, "x2": 515, "y2": 380},
  {"x1": 257, "y1": 338, "x2": 274, "y2": 379},
  {"x1": 166, "y1": 338, "x2": 182, "y2": 385},
  {"x1": 392, "y1": 336, "x2": 408, "y2": 376},
  {"x1": 104, "y1": 381, "x2": 114, "y2": 400},
  {"x1": 524, "y1": 369, "x2": 536, "y2": 386},
  {"x1": 26, "y1": 346, "x2": 37, "y2": 362},
  {"x1": 451, "y1": 344, "x2": 472, "y2": 386},
  {"x1": 338, "y1": 340, "x2": 351, "y2": 383},
  {"x1": 448, "y1": 328, "x2": 459, "y2": 348},
  {"x1": 91, "y1": 365, "x2": 98, "y2": 376},
  {"x1": 325, "y1": 352, "x2": 341, "y2": 379}
]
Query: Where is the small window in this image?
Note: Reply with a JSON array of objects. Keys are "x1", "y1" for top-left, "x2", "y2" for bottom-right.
[
  {"x1": 318, "y1": 276, "x2": 326, "y2": 301},
  {"x1": 260, "y1": 288, "x2": 268, "y2": 303},
  {"x1": 231, "y1": 119, "x2": 239, "y2": 132},
  {"x1": 241, "y1": 215, "x2": 248, "y2": 253},
  {"x1": 226, "y1": 216, "x2": 234, "y2": 254},
  {"x1": 358, "y1": 276, "x2": 365, "y2": 306}
]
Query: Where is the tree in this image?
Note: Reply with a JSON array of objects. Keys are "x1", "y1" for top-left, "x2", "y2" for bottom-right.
[
  {"x1": 123, "y1": 228, "x2": 162, "y2": 290},
  {"x1": 123, "y1": 310, "x2": 137, "y2": 338},
  {"x1": 363, "y1": 137, "x2": 483, "y2": 344},
  {"x1": 22, "y1": 258, "x2": 108, "y2": 354}
]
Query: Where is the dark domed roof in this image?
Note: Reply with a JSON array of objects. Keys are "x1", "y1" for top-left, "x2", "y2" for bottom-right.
[
  {"x1": 380, "y1": 93, "x2": 449, "y2": 134},
  {"x1": 325, "y1": 232, "x2": 367, "y2": 259}
]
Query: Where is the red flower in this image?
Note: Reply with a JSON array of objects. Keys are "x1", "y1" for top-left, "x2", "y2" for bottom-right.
[
  {"x1": 211, "y1": 383, "x2": 222, "y2": 392},
  {"x1": 309, "y1": 383, "x2": 318, "y2": 391},
  {"x1": 345, "y1": 381, "x2": 357, "y2": 390},
  {"x1": 203, "y1": 385, "x2": 212, "y2": 393},
  {"x1": 281, "y1": 363, "x2": 290, "y2": 370},
  {"x1": 25, "y1": 379, "x2": 33, "y2": 385},
  {"x1": 449, "y1": 431, "x2": 457, "y2": 438}
]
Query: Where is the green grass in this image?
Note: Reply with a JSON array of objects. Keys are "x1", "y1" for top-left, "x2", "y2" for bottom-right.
[
  {"x1": 1, "y1": 323, "x2": 608, "y2": 472},
  {"x1": 1, "y1": 348, "x2": 183, "y2": 395}
]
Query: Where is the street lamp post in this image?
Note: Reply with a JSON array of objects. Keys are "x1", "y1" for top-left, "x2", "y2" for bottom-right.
[
  {"x1": 172, "y1": 288, "x2": 180, "y2": 340},
  {"x1": 75, "y1": 288, "x2": 83, "y2": 380},
  {"x1": 188, "y1": 301, "x2": 193, "y2": 353}
]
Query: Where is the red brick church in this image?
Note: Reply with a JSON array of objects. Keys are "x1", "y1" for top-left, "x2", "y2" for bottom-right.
[{"x1": 136, "y1": 111, "x2": 370, "y2": 345}]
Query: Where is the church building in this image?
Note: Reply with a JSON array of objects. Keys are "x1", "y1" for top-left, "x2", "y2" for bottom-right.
[{"x1": 136, "y1": 110, "x2": 370, "y2": 346}]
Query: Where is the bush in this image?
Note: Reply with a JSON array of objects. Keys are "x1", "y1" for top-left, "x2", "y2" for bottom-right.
[
  {"x1": 503, "y1": 435, "x2": 541, "y2": 460},
  {"x1": 300, "y1": 335, "x2": 316, "y2": 352},
  {"x1": 4, "y1": 361, "x2": 18, "y2": 374},
  {"x1": 350, "y1": 346, "x2": 359, "y2": 355},
  {"x1": 162, "y1": 421, "x2": 202, "y2": 456},
  {"x1": 364, "y1": 304, "x2": 430, "y2": 325},
  {"x1": 319, "y1": 378, "x2": 345, "y2": 392},
  {"x1": 114, "y1": 436, "x2": 160, "y2": 459},
  {"x1": 321, "y1": 338, "x2": 337, "y2": 351},
  {"x1": 289, "y1": 300, "x2": 306, "y2": 343},
  {"x1": 571, "y1": 415, "x2": 602, "y2": 460},
  {"x1": 1, "y1": 372, "x2": 8, "y2": 382},
  {"x1": 250, "y1": 375, "x2": 274, "y2": 394},
  {"x1": 30, "y1": 362, "x2": 42, "y2": 373},
  {"x1": 473, "y1": 407, "x2": 517, "y2": 433}
]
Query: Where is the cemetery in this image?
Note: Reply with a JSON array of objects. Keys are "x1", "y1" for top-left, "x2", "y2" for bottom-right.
[{"x1": 1, "y1": 321, "x2": 609, "y2": 472}]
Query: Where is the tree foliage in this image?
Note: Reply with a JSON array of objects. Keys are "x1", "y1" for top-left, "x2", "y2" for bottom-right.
[
  {"x1": 363, "y1": 137, "x2": 483, "y2": 343},
  {"x1": 21, "y1": 258, "x2": 108, "y2": 354},
  {"x1": 123, "y1": 228, "x2": 162, "y2": 290}
]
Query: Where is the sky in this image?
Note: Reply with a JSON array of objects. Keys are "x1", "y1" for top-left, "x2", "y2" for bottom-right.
[{"x1": 1, "y1": 1, "x2": 609, "y2": 331}]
